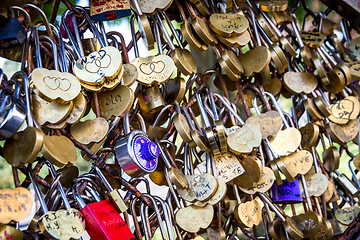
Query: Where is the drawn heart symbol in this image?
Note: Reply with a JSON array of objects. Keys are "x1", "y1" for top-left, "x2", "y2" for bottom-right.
[
  {"x1": 227, "y1": 123, "x2": 262, "y2": 154},
  {"x1": 329, "y1": 96, "x2": 359, "y2": 123},
  {"x1": 84, "y1": 54, "x2": 111, "y2": 73},
  {"x1": 238, "y1": 46, "x2": 271, "y2": 76},
  {"x1": 31, "y1": 68, "x2": 81, "y2": 103},
  {"x1": 335, "y1": 203, "x2": 360, "y2": 225},
  {"x1": 175, "y1": 204, "x2": 214, "y2": 233},
  {"x1": 74, "y1": 46, "x2": 122, "y2": 85},
  {"x1": 209, "y1": 13, "x2": 249, "y2": 37},
  {"x1": 40, "y1": 208, "x2": 85, "y2": 240},
  {"x1": 234, "y1": 199, "x2": 262, "y2": 227},
  {"x1": 283, "y1": 72, "x2": 318, "y2": 94},
  {"x1": 0, "y1": 187, "x2": 33, "y2": 224}
]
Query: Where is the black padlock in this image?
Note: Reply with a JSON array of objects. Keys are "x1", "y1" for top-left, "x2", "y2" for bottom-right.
[{"x1": 0, "y1": 17, "x2": 26, "y2": 49}]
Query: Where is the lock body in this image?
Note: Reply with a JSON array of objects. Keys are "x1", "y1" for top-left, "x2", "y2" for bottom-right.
[
  {"x1": 0, "y1": 95, "x2": 26, "y2": 140},
  {"x1": 0, "y1": 17, "x2": 26, "y2": 49},
  {"x1": 115, "y1": 130, "x2": 159, "y2": 177},
  {"x1": 81, "y1": 199, "x2": 133, "y2": 240},
  {"x1": 271, "y1": 179, "x2": 302, "y2": 204},
  {"x1": 90, "y1": 0, "x2": 131, "y2": 21}
]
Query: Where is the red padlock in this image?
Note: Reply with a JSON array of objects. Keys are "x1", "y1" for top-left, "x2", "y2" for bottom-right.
[{"x1": 74, "y1": 184, "x2": 134, "y2": 240}]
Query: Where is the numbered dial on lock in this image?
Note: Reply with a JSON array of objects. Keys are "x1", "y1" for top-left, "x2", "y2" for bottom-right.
[{"x1": 114, "y1": 130, "x2": 159, "y2": 177}]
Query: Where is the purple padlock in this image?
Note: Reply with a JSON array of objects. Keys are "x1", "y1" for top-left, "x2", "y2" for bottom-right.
[{"x1": 271, "y1": 179, "x2": 302, "y2": 204}]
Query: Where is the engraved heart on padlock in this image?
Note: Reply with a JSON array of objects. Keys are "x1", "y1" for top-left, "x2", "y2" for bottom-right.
[
  {"x1": 238, "y1": 167, "x2": 275, "y2": 194},
  {"x1": 234, "y1": 199, "x2": 262, "y2": 228},
  {"x1": 175, "y1": 204, "x2": 214, "y2": 233},
  {"x1": 335, "y1": 203, "x2": 360, "y2": 225},
  {"x1": 283, "y1": 72, "x2": 318, "y2": 94},
  {"x1": 139, "y1": 61, "x2": 165, "y2": 75},
  {"x1": 328, "y1": 96, "x2": 360, "y2": 124},
  {"x1": 238, "y1": 46, "x2": 271, "y2": 76},
  {"x1": 189, "y1": 173, "x2": 218, "y2": 202},
  {"x1": 227, "y1": 124, "x2": 262, "y2": 154},
  {"x1": 70, "y1": 117, "x2": 109, "y2": 145},
  {"x1": 281, "y1": 150, "x2": 313, "y2": 177},
  {"x1": 43, "y1": 76, "x2": 71, "y2": 91},
  {"x1": 40, "y1": 208, "x2": 85, "y2": 240},
  {"x1": 269, "y1": 128, "x2": 302, "y2": 156},
  {"x1": 246, "y1": 111, "x2": 283, "y2": 139},
  {"x1": 73, "y1": 46, "x2": 122, "y2": 85},
  {"x1": 132, "y1": 55, "x2": 175, "y2": 86},
  {"x1": 0, "y1": 187, "x2": 33, "y2": 224},
  {"x1": 209, "y1": 13, "x2": 249, "y2": 37},
  {"x1": 32, "y1": 68, "x2": 81, "y2": 104}
]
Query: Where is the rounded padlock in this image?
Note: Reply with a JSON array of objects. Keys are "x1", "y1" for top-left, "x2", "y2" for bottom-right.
[{"x1": 115, "y1": 130, "x2": 159, "y2": 178}]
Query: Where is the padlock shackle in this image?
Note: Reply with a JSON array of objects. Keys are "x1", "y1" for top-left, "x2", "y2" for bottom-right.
[
  {"x1": 130, "y1": 15, "x2": 140, "y2": 58},
  {"x1": 28, "y1": 162, "x2": 49, "y2": 213},
  {"x1": 44, "y1": 160, "x2": 72, "y2": 210},
  {"x1": 23, "y1": 3, "x2": 54, "y2": 39},
  {"x1": 93, "y1": 165, "x2": 114, "y2": 192},
  {"x1": 213, "y1": 93, "x2": 245, "y2": 125}
]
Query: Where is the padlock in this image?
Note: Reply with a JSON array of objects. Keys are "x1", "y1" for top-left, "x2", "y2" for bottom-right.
[
  {"x1": 271, "y1": 179, "x2": 303, "y2": 204},
  {"x1": 114, "y1": 113, "x2": 159, "y2": 178},
  {"x1": 335, "y1": 170, "x2": 360, "y2": 197},
  {"x1": 0, "y1": 17, "x2": 26, "y2": 49},
  {"x1": 90, "y1": 0, "x2": 131, "y2": 21},
  {"x1": 137, "y1": 85, "x2": 166, "y2": 115},
  {"x1": 93, "y1": 165, "x2": 128, "y2": 213},
  {"x1": 73, "y1": 183, "x2": 133, "y2": 240},
  {"x1": 0, "y1": 78, "x2": 26, "y2": 140},
  {"x1": 147, "y1": 105, "x2": 174, "y2": 141}
]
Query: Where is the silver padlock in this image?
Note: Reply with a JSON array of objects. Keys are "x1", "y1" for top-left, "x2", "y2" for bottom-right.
[
  {"x1": 0, "y1": 74, "x2": 26, "y2": 140},
  {"x1": 115, "y1": 113, "x2": 159, "y2": 178}
]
